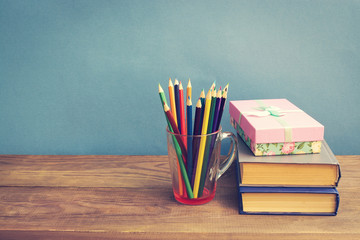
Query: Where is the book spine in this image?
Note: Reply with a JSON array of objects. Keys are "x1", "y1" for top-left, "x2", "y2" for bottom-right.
[
  {"x1": 235, "y1": 155, "x2": 244, "y2": 214},
  {"x1": 334, "y1": 192, "x2": 340, "y2": 216}
]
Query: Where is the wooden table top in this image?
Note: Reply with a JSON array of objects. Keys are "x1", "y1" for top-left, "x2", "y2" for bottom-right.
[{"x1": 0, "y1": 155, "x2": 359, "y2": 239}]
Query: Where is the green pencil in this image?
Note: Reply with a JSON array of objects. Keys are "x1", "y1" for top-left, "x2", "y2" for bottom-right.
[
  {"x1": 207, "y1": 87, "x2": 217, "y2": 134},
  {"x1": 158, "y1": 84, "x2": 168, "y2": 106},
  {"x1": 159, "y1": 84, "x2": 171, "y2": 130}
]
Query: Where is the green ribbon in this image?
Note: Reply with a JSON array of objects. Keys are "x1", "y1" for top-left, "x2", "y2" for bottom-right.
[
  {"x1": 238, "y1": 100, "x2": 293, "y2": 143},
  {"x1": 254, "y1": 106, "x2": 282, "y2": 117}
]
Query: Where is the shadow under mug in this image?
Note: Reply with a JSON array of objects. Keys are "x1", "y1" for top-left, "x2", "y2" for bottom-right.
[{"x1": 166, "y1": 127, "x2": 238, "y2": 205}]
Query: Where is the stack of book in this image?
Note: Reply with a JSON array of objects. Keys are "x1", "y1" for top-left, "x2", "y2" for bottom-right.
[
  {"x1": 229, "y1": 99, "x2": 341, "y2": 215},
  {"x1": 235, "y1": 137, "x2": 340, "y2": 215}
]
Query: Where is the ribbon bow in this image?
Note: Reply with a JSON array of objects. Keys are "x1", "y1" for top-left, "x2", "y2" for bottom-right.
[
  {"x1": 238, "y1": 100, "x2": 304, "y2": 143},
  {"x1": 245, "y1": 106, "x2": 285, "y2": 117}
]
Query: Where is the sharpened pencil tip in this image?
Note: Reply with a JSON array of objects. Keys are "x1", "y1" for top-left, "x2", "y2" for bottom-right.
[
  {"x1": 217, "y1": 89, "x2": 222, "y2": 98},
  {"x1": 212, "y1": 88, "x2": 216, "y2": 97},
  {"x1": 206, "y1": 90, "x2": 211, "y2": 99},
  {"x1": 210, "y1": 81, "x2": 215, "y2": 91},
  {"x1": 196, "y1": 98, "x2": 202, "y2": 108},
  {"x1": 158, "y1": 84, "x2": 164, "y2": 93},
  {"x1": 222, "y1": 88, "x2": 228, "y2": 98},
  {"x1": 164, "y1": 103, "x2": 170, "y2": 111},
  {"x1": 200, "y1": 89, "x2": 205, "y2": 98}
]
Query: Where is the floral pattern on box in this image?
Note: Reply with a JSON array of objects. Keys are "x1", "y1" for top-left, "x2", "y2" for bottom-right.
[{"x1": 231, "y1": 118, "x2": 322, "y2": 156}]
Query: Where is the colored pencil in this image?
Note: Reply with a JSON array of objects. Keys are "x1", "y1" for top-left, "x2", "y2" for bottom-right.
[
  {"x1": 207, "y1": 88, "x2": 217, "y2": 134},
  {"x1": 198, "y1": 88, "x2": 217, "y2": 196},
  {"x1": 193, "y1": 89, "x2": 212, "y2": 198},
  {"x1": 199, "y1": 89, "x2": 206, "y2": 134},
  {"x1": 193, "y1": 99, "x2": 202, "y2": 136},
  {"x1": 158, "y1": 86, "x2": 182, "y2": 195},
  {"x1": 223, "y1": 83, "x2": 229, "y2": 93},
  {"x1": 159, "y1": 83, "x2": 171, "y2": 132},
  {"x1": 193, "y1": 90, "x2": 205, "y2": 186},
  {"x1": 186, "y1": 79, "x2": 192, "y2": 136},
  {"x1": 174, "y1": 79, "x2": 181, "y2": 133},
  {"x1": 179, "y1": 82, "x2": 187, "y2": 147},
  {"x1": 186, "y1": 96, "x2": 193, "y2": 183},
  {"x1": 215, "y1": 84, "x2": 228, "y2": 131},
  {"x1": 168, "y1": 78, "x2": 177, "y2": 127},
  {"x1": 210, "y1": 81, "x2": 215, "y2": 92},
  {"x1": 191, "y1": 98, "x2": 202, "y2": 186},
  {"x1": 186, "y1": 79, "x2": 192, "y2": 106},
  {"x1": 158, "y1": 84, "x2": 171, "y2": 132},
  {"x1": 212, "y1": 88, "x2": 222, "y2": 132},
  {"x1": 159, "y1": 84, "x2": 168, "y2": 105},
  {"x1": 163, "y1": 103, "x2": 188, "y2": 165},
  {"x1": 163, "y1": 103, "x2": 193, "y2": 198}
]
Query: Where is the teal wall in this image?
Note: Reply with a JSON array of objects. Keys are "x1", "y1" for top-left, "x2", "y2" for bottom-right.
[{"x1": 1, "y1": 0, "x2": 359, "y2": 155}]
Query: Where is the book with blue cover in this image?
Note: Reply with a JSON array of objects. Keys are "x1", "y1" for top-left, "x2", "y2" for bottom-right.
[{"x1": 238, "y1": 186, "x2": 339, "y2": 216}]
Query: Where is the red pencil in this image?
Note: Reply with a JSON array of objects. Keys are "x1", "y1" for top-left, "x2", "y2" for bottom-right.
[
  {"x1": 164, "y1": 103, "x2": 187, "y2": 164},
  {"x1": 179, "y1": 82, "x2": 187, "y2": 148}
]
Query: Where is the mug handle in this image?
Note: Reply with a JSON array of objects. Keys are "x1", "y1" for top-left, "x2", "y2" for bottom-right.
[{"x1": 217, "y1": 131, "x2": 238, "y2": 180}]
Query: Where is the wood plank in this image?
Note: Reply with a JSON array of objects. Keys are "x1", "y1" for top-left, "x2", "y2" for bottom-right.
[
  {"x1": 1, "y1": 155, "x2": 356, "y2": 188},
  {"x1": 1, "y1": 231, "x2": 359, "y2": 240},
  {"x1": 0, "y1": 155, "x2": 171, "y2": 188},
  {"x1": 0, "y1": 155, "x2": 237, "y2": 188},
  {"x1": 0, "y1": 186, "x2": 359, "y2": 234}
]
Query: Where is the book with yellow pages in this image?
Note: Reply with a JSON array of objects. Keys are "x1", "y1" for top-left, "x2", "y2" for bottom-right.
[
  {"x1": 238, "y1": 186, "x2": 339, "y2": 215},
  {"x1": 236, "y1": 135, "x2": 341, "y2": 187}
]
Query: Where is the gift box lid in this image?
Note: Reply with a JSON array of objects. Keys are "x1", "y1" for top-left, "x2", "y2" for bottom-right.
[{"x1": 229, "y1": 99, "x2": 324, "y2": 143}]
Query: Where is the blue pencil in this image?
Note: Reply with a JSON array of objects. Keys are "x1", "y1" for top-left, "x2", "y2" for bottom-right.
[{"x1": 174, "y1": 79, "x2": 181, "y2": 133}]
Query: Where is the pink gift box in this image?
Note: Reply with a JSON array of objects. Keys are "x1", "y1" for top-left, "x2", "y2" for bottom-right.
[{"x1": 229, "y1": 99, "x2": 324, "y2": 156}]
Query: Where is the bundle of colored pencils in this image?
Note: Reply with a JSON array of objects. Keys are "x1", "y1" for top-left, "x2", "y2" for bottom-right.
[{"x1": 158, "y1": 78, "x2": 228, "y2": 199}]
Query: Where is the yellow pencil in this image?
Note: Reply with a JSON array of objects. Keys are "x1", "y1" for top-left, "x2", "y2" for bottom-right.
[
  {"x1": 186, "y1": 78, "x2": 192, "y2": 102},
  {"x1": 186, "y1": 79, "x2": 192, "y2": 133},
  {"x1": 193, "y1": 89, "x2": 212, "y2": 198},
  {"x1": 168, "y1": 78, "x2": 178, "y2": 126}
]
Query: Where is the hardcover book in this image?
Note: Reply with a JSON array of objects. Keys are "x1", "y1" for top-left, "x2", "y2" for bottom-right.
[
  {"x1": 238, "y1": 186, "x2": 339, "y2": 216},
  {"x1": 236, "y1": 135, "x2": 341, "y2": 187}
]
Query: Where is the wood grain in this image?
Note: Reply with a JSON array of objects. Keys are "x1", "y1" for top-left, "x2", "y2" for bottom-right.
[
  {"x1": 0, "y1": 155, "x2": 359, "y2": 239},
  {"x1": 0, "y1": 155, "x2": 171, "y2": 188}
]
